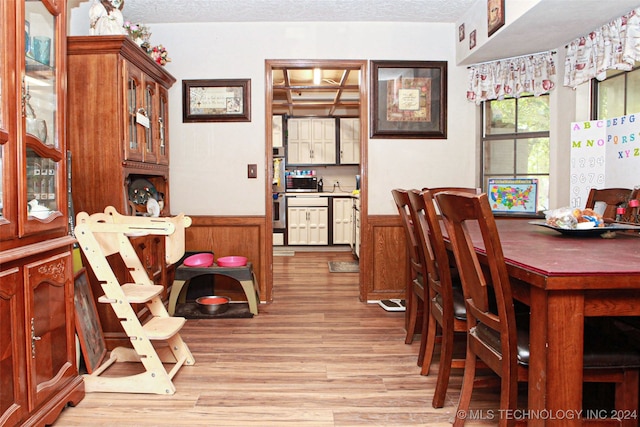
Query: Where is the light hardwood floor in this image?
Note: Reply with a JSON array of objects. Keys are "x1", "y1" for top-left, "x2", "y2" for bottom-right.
[{"x1": 54, "y1": 251, "x2": 500, "y2": 426}]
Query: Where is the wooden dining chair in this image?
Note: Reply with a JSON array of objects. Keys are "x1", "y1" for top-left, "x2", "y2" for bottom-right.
[
  {"x1": 407, "y1": 188, "x2": 477, "y2": 408},
  {"x1": 584, "y1": 187, "x2": 632, "y2": 220},
  {"x1": 391, "y1": 189, "x2": 428, "y2": 361},
  {"x1": 435, "y1": 191, "x2": 640, "y2": 427}
]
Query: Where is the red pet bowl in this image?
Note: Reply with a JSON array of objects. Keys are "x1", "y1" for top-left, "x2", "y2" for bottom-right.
[
  {"x1": 217, "y1": 256, "x2": 247, "y2": 267},
  {"x1": 183, "y1": 253, "x2": 214, "y2": 267}
]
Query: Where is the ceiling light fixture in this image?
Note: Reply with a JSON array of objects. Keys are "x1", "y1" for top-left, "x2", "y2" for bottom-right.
[{"x1": 313, "y1": 68, "x2": 321, "y2": 85}]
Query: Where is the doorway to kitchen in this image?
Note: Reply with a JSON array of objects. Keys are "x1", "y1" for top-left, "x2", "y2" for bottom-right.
[{"x1": 264, "y1": 59, "x2": 367, "y2": 298}]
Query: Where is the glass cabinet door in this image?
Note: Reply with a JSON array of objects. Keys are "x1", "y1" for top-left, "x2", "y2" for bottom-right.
[
  {"x1": 25, "y1": 148, "x2": 58, "y2": 217},
  {"x1": 0, "y1": 130, "x2": 8, "y2": 230},
  {"x1": 143, "y1": 80, "x2": 157, "y2": 163},
  {"x1": 0, "y1": 2, "x2": 4, "y2": 222},
  {"x1": 22, "y1": 0, "x2": 66, "y2": 234},
  {"x1": 1, "y1": 0, "x2": 17, "y2": 239},
  {"x1": 24, "y1": 1, "x2": 56, "y2": 149},
  {"x1": 158, "y1": 86, "x2": 169, "y2": 165},
  {"x1": 124, "y1": 63, "x2": 144, "y2": 161}
]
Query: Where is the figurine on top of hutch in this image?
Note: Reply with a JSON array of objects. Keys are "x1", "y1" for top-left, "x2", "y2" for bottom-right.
[{"x1": 0, "y1": 0, "x2": 84, "y2": 426}]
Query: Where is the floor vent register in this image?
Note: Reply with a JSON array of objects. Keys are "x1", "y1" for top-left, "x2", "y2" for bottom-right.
[{"x1": 378, "y1": 299, "x2": 406, "y2": 312}]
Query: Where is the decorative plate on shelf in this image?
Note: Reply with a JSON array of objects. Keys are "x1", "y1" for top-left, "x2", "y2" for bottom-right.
[{"x1": 529, "y1": 220, "x2": 640, "y2": 237}]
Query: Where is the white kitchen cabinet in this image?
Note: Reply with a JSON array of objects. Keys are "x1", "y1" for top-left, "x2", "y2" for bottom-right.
[
  {"x1": 333, "y1": 198, "x2": 353, "y2": 244},
  {"x1": 286, "y1": 118, "x2": 311, "y2": 163},
  {"x1": 287, "y1": 197, "x2": 329, "y2": 245},
  {"x1": 339, "y1": 118, "x2": 360, "y2": 164},
  {"x1": 287, "y1": 118, "x2": 336, "y2": 164}
]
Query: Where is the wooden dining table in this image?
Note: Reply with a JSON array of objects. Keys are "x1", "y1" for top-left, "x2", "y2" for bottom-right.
[{"x1": 466, "y1": 219, "x2": 640, "y2": 426}]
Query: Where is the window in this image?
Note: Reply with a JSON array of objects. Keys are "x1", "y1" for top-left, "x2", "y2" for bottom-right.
[
  {"x1": 481, "y1": 95, "x2": 550, "y2": 211},
  {"x1": 593, "y1": 67, "x2": 640, "y2": 119}
]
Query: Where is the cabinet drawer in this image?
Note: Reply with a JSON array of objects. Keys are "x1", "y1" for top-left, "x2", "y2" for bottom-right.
[{"x1": 287, "y1": 197, "x2": 328, "y2": 207}]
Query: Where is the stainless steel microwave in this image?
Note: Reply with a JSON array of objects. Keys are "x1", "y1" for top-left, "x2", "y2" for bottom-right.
[{"x1": 286, "y1": 175, "x2": 318, "y2": 192}]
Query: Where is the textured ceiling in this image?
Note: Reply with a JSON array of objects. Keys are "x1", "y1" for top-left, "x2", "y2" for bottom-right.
[
  {"x1": 121, "y1": 0, "x2": 478, "y2": 23},
  {"x1": 113, "y1": 0, "x2": 640, "y2": 64},
  {"x1": 71, "y1": 0, "x2": 640, "y2": 66}
]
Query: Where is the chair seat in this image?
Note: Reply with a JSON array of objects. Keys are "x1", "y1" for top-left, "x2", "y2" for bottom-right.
[
  {"x1": 473, "y1": 322, "x2": 640, "y2": 369},
  {"x1": 434, "y1": 284, "x2": 466, "y2": 321}
]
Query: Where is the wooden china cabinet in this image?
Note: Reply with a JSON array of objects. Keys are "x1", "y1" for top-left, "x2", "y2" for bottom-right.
[
  {"x1": 67, "y1": 35, "x2": 176, "y2": 350},
  {"x1": 0, "y1": 1, "x2": 84, "y2": 426}
]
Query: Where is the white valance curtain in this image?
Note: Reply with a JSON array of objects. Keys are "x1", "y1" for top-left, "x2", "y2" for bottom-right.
[
  {"x1": 466, "y1": 51, "x2": 557, "y2": 104},
  {"x1": 564, "y1": 8, "x2": 640, "y2": 88}
]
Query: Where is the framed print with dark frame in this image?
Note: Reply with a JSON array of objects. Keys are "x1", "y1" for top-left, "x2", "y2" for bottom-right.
[
  {"x1": 487, "y1": 0, "x2": 505, "y2": 36},
  {"x1": 370, "y1": 60, "x2": 447, "y2": 139},
  {"x1": 182, "y1": 79, "x2": 251, "y2": 122}
]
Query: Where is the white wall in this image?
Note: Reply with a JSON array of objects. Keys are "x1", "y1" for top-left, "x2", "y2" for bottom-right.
[
  {"x1": 69, "y1": 9, "x2": 476, "y2": 216},
  {"x1": 140, "y1": 23, "x2": 476, "y2": 215},
  {"x1": 130, "y1": 21, "x2": 476, "y2": 216}
]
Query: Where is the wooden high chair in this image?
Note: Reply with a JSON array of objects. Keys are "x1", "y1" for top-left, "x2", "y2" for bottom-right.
[{"x1": 74, "y1": 206, "x2": 194, "y2": 395}]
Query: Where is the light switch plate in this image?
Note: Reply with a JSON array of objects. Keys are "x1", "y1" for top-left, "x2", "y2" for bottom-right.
[{"x1": 248, "y1": 164, "x2": 257, "y2": 178}]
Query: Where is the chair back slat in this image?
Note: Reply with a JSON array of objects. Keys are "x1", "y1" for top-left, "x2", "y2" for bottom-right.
[
  {"x1": 407, "y1": 190, "x2": 445, "y2": 298},
  {"x1": 392, "y1": 189, "x2": 423, "y2": 275},
  {"x1": 435, "y1": 191, "x2": 519, "y2": 370}
]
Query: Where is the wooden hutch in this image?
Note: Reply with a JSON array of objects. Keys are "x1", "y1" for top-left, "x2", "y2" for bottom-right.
[
  {"x1": 67, "y1": 35, "x2": 176, "y2": 350},
  {"x1": 0, "y1": 0, "x2": 84, "y2": 425}
]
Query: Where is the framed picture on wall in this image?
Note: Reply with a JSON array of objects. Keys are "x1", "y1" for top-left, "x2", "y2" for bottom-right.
[
  {"x1": 370, "y1": 60, "x2": 447, "y2": 139},
  {"x1": 182, "y1": 79, "x2": 251, "y2": 122},
  {"x1": 488, "y1": 0, "x2": 505, "y2": 36}
]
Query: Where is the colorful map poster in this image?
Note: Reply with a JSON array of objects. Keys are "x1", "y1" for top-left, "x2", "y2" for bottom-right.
[{"x1": 488, "y1": 178, "x2": 538, "y2": 214}]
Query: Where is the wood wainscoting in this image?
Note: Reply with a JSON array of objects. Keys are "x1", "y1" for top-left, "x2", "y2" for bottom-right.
[
  {"x1": 183, "y1": 216, "x2": 271, "y2": 302},
  {"x1": 361, "y1": 214, "x2": 407, "y2": 302}
]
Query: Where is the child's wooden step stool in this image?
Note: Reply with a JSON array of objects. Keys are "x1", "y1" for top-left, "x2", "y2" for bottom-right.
[{"x1": 74, "y1": 206, "x2": 195, "y2": 395}]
